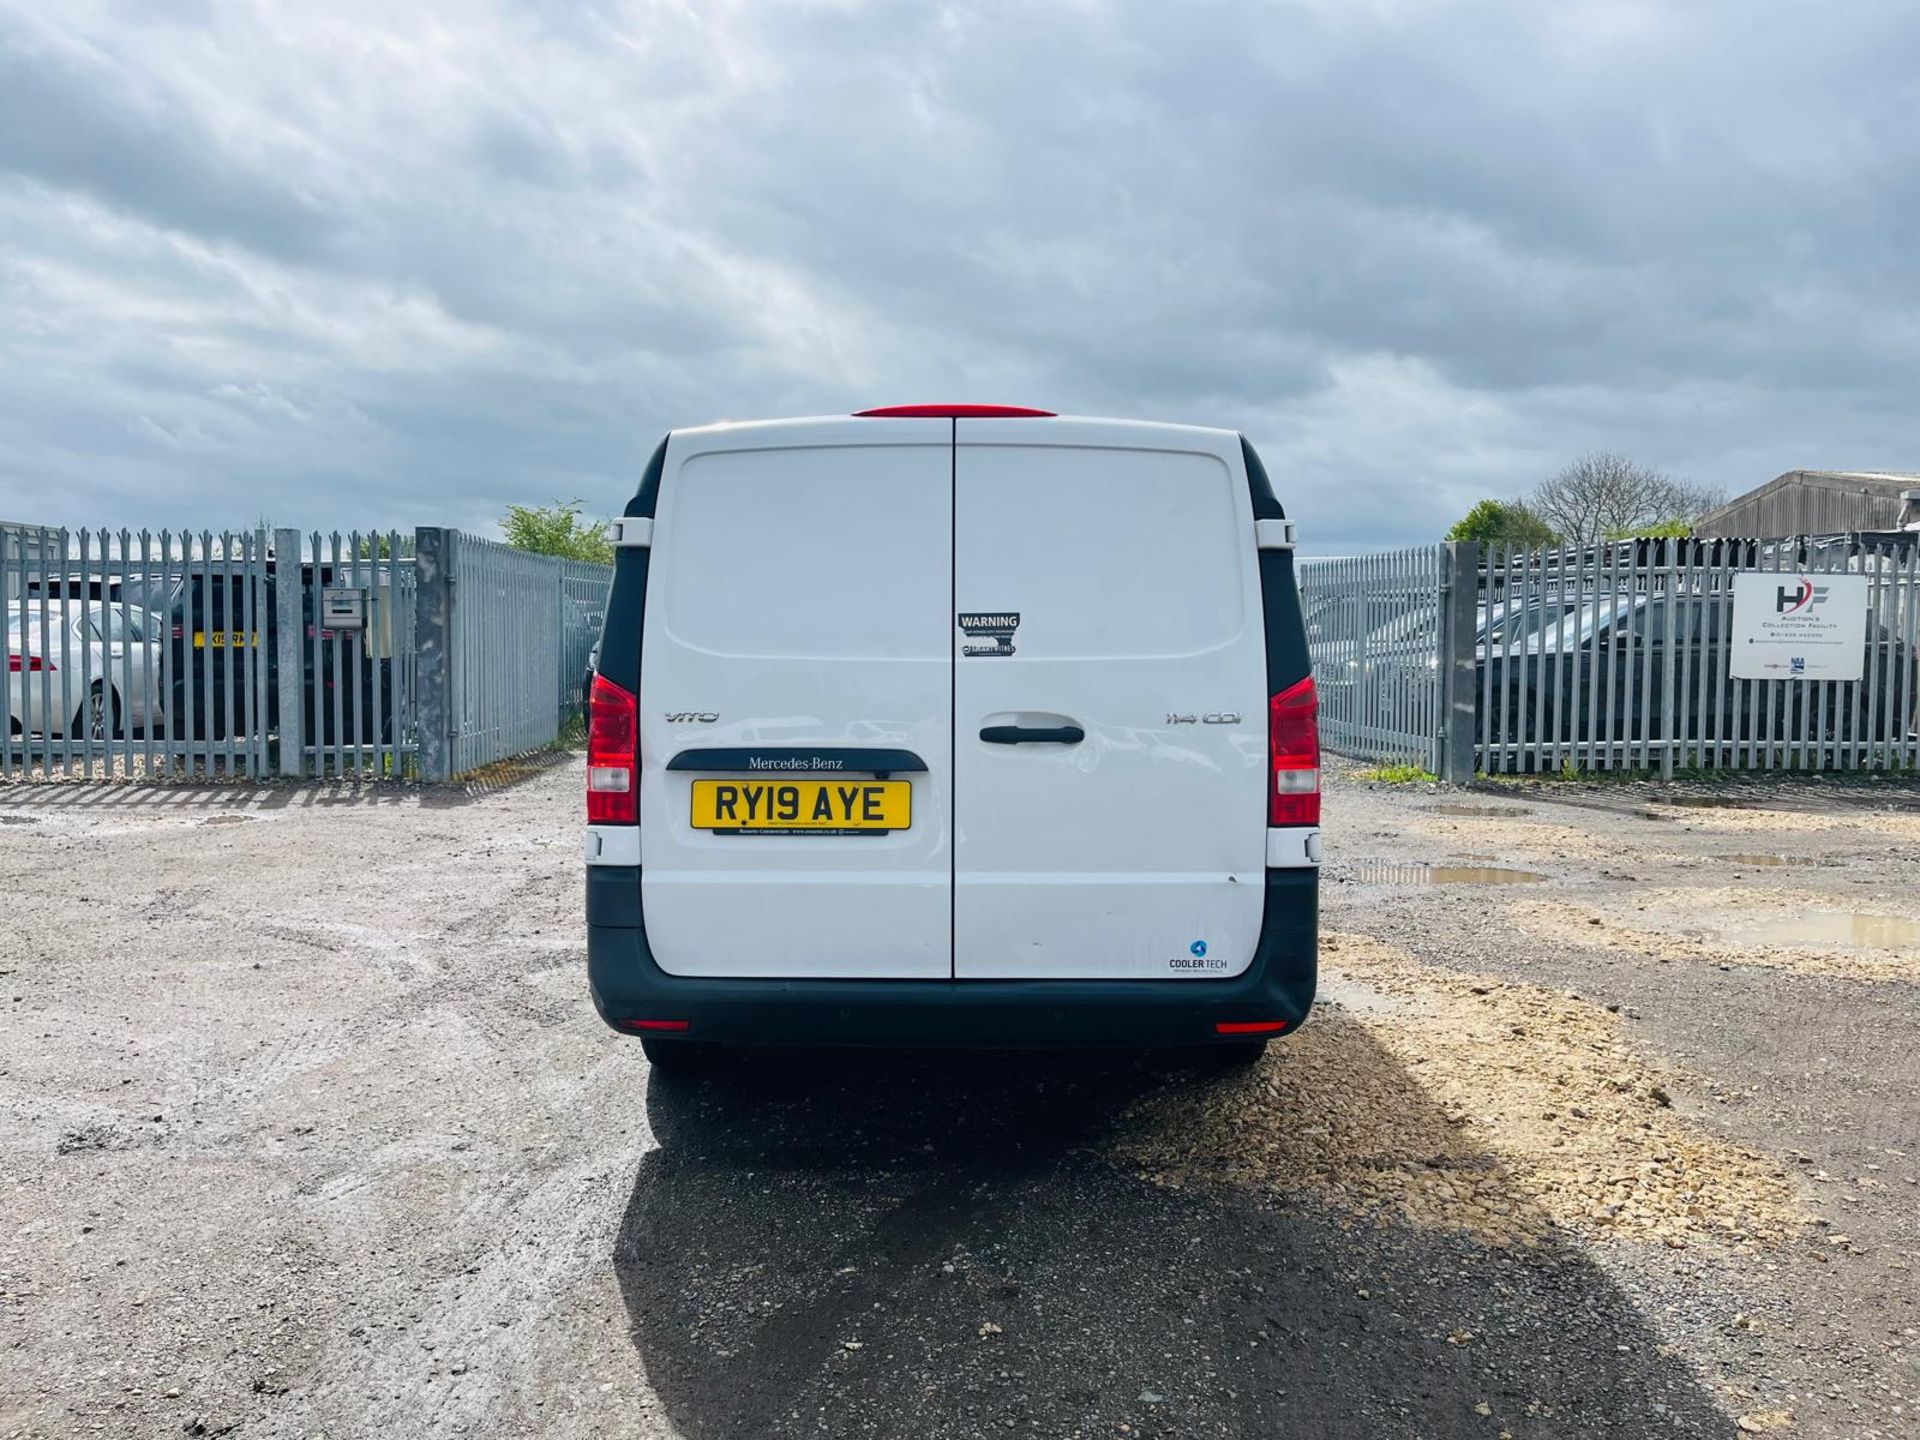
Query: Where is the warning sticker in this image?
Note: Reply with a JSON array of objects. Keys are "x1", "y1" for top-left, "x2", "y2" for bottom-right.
[{"x1": 958, "y1": 611, "x2": 1019, "y2": 658}]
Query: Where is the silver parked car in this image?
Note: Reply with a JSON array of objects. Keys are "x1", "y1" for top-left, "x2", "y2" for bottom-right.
[{"x1": 4, "y1": 601, "x2": 166, "y2": 740}]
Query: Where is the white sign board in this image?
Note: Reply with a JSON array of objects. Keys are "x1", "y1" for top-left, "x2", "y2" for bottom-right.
[{"x1": 1729, "y1": 572, "x2": 1868, "y2": 681}]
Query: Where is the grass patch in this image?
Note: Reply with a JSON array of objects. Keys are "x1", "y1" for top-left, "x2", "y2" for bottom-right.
[
  {"x1": 1473, "y1": 757, "x2": 1908, "y2": 784},
  {"x1": 1476, "y1": 767, "x2": 1642, "y2": 785},
  {"x1": 1355, "y1": 762, "x2": 1438, "y2": 784}
]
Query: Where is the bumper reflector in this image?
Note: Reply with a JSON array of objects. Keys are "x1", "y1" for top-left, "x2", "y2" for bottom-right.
[
  {"x1": 1215, "y1": 1020, "x2": 1289, "y2": 1036},
  {"x1": 619, "y1": 1019, "x2": 690, "y2": 1032}
]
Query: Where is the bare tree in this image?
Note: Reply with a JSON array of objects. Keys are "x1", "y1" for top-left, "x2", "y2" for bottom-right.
[{"x1": 1527, "y1": 453, "x2": 1723, "y2": 545}]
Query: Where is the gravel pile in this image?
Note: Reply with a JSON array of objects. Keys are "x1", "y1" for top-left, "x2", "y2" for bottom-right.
[
  {"x1": 1112, "y1": 932, "x2": 1810, "y2": 1252},
  {"x1": 1647, "y1": 800, "x2": 1920, "y2": 838},
  {"x1": 1403, "y1": 813, "x2": 1631, "y2": 864}
]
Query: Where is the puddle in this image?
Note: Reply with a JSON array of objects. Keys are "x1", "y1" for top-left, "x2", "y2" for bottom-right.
[
  {"x1": 1317, "y1": 975, "x2": 1407, "y2": 1016},
  {"x1": 1659, "y1": 795, "x2": 1755, "y2": 810},
  {"x1": 1728, "y1": 913, "x2": 1920, "y2": 950},
  {"x1": 1351, "y1": 861, "x2": 1550, "y2": 886},
  {"x1": 1721, "y1": 853, "x2": 1820, "y2": 868},
  {"x1": 1423, "y1": 804, "x2": 1532, "y2": 817}
]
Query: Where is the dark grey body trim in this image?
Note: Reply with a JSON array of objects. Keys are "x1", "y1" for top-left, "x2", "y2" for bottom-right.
[{"x1": 587, "y1": 867, "x2": 1317, "y2": 1049}]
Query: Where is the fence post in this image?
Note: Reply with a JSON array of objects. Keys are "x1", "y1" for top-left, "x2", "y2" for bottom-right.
[
  {"x1": 415, "y1": 527, "x2": 455, "y2": 783},
  {"x1": 1659, "y1": 541, "x2": 1679, "y2": 781},
  {"x1": 273, "y1": 528, "x2": 305, "y2": 778},
  {"x1": 1438, "y1": 541, "x2": 1481, "y2": 784}
]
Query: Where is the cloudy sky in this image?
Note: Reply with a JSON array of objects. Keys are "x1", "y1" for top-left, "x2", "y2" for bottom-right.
[{"x1": 1, "y1": 1, "x2": 1915, "y2": 552}]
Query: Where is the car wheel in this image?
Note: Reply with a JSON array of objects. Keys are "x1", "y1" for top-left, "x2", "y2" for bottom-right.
[{"x1": 75, "y1": 684, "x2": 119, "y2": 741}]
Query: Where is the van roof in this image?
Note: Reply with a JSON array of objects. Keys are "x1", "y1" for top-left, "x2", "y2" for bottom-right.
[
  {"x1": 853, "y1": 404, "x2": 1056, "y2": 418},
  {"x1": 670, "y1": 413, "x2": 1244, "y2": 450}
]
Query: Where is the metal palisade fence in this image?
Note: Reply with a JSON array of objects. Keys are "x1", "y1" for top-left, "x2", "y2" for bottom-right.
[
  {"x1": 3, "y1": 527, "x2": 273, "y2": 780},
  {"x1": 1474, "y1": 535, "x2": 1919, "y2": 777},
  {"x1": 280, "y1": 530, "x2": 418, "y2": 780},
  {"x1": 413, "y1": 527, "x2": 612, "y2": 781},
  {"x1": 558, "y1": 555, "x2": 610, "y2": 724},
  {"x1": 1300, "y1": 533, "x2": 1920, "y2": 780},
  {"x1": 3, "y1": 522, "x2": 611, "y2": 784},
  {"x1": 1297, "y1": 544, "x2": 1444, "y2": 770}
]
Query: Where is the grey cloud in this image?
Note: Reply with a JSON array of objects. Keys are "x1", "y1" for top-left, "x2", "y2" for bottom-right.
[
  {"x1": 468, "y1": 107, "x2": 577, "y2": 187},
  {"x1": 0, "y1": 0, "x2": 1916, "y2": 551},
  {"x1": 0, "y1": 27, "x2": 337, "y2": 266}
]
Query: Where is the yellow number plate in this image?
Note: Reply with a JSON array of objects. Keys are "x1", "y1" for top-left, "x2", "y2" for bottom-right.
[{"x1": 690, "y1": 777, "x2": 911, "y2": 833}]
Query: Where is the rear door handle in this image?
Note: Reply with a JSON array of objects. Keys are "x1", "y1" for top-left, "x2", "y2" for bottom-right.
[{"x1": 979, "y1": 724, "x2": 1084, "y2": 745}]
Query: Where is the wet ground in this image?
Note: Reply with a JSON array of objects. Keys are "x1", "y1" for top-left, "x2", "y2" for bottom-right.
[{"x1": 1, "y1": 761, "x2": 1916, "y2": 1438}]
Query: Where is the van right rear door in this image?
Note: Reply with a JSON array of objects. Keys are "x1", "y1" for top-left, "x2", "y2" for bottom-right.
[{"x1": 951, "y1": 420, "x2": 1270, "y2": 981}]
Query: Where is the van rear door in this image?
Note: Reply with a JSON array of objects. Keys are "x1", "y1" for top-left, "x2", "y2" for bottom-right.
[
  {"x1": 951, "y1": 420, "x2": 1269, "y2": 980},
  {"x1": 639, "y1": 419, "x2": 953, "y2": 979}
]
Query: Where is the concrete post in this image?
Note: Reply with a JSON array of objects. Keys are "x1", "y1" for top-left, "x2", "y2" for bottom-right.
[
  {"x1": 273, "y1": 528, "x2": 305, "y2": 778},
  {"x1": 1438, "y1": 541, "x2": 1481, "y2": 784},
  {"x1": 415, "y1": 527, "x2": 455, "y2": 783}
]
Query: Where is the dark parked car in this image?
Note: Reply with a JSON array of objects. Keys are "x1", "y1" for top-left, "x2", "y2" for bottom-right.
[
  {"x1": 37, "y1": 564, "x2": 397, "y2": 745},
  {"x1": 1320, "y1": 599, "x2": 1578, "y2": 738}
]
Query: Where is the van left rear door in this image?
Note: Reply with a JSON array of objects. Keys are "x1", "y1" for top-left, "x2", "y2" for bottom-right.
[{"x1": 638, "y1": 419, "x2": 955, "y2": 979}]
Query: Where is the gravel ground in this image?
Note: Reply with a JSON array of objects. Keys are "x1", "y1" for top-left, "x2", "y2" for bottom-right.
[{"x1": 1, "y1": 760, "x2": 1915, "y2": 1438}]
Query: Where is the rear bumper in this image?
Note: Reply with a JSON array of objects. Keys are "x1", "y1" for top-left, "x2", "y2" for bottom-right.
[{"x1": 585, "y1": 867, "x2": 1317, "y2": 1049}]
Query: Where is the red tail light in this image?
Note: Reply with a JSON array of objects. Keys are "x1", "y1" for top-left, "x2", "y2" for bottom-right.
[
  {"x1": 1269, "y1": 676, "x2": 1320, "y2": 827},
  {"x1": 587, "y1": 673, "x2": 638, "y2": 824},
  {"x1": 7, "y1": 653, "x2": 50, "y2": 673},
  {"x1": 853, "y1": 404, "x2": 1055, "y2": 418},
  {"x1": 171, "y1": 624, "x2": 185, "y2": 640}
]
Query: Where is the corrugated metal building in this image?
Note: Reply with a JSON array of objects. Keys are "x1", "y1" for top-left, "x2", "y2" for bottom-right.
[{"x1": 1695, "y1": 470, "x2": 1920, "y2": 537}]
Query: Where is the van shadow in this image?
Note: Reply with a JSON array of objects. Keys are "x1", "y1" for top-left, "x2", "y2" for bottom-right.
[{"x1": 612, "y1": 1023, "x2": 1736, "y2": 1439}]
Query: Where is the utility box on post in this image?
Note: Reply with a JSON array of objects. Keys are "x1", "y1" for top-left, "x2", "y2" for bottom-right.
[{"x1": 321, "y1": 585, "x2": 367, "y2": 632}]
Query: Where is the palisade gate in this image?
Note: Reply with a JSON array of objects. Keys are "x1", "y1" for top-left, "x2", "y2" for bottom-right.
[
  {"x1": 0, "y1": 523, "x2": 610, "y2": 782},
  {"x1": 1298, "y1": 534, "x2": 1920, "y2": 780}
]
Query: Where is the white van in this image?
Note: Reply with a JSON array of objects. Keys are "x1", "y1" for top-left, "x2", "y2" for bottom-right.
[{"x1": 584, "y1": 406, "x2": 1320, "y2": 1068}]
